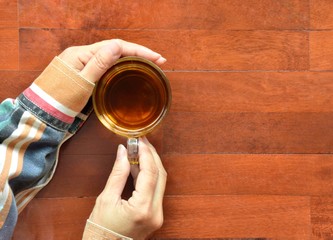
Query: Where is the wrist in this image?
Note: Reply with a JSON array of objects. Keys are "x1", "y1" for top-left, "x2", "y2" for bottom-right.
[{"x1": 83, "y1": 219, "x2": 132, "y2": 240}]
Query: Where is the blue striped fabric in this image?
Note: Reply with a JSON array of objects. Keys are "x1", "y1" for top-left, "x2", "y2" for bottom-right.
[{"x1": 0, "y1": 57, "x2": 93, "y2": 239}]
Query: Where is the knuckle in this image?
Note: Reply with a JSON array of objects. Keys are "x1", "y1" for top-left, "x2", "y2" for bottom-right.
[
  {"x1": 151, "y1": 166, "x2": 159, "y2": 177},
  {"x1": 141, "y1": 163, "x2": 159, "y2": 180},
  {"x1": 148, "y1": 163, "x2": 159, "y2": 176},
  {"x1": 108, "y1": 39, "x2": 123, "y2": 57},
  {"x1": 62, "y1": 46, "x2": 76, "y2": 55},
  {"x1": 95, "y1": 195, "x2": 104, "y2": 206},
  {"x1": 93, "y1": 51, "x2": 110, "y2": 71},
  {"x1": 133, "y1": 207, "x2": 153, "y2": 224},
  {"x1": 151, "y1": 214, "x2": 164, "y2": 230},
  {"x1": 145, "y1": 169, "x2": 159, "y2": 187},
  {"x1": 111, "y1": 164, "x2": 124, "y2": 177},
  {"x1": 96, "y1": 193, "x2": 110, "y2": 207},
  {"x1": 160, "y1": 168, "x2": 167, "y2": 178},
  {"x1": 129, "y1": 204, "x2": 164, "y2": 230},
  {"x1": 112, "y1": 38, "x2": 123, "y2": 48}
]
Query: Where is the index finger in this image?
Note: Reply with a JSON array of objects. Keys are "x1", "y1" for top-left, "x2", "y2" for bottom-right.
[
  {"x1": 141, "y1": 137, "x2": 167, "y2": 204},
  {"x1": 129, "y1": 139, "x2": 159, "y2": 206},
  {"x1": 79, "y1": 39, "x2": 166, "y2": 83},
  {"x1": 89, "y1": 39, "x2": 167, "y2": 65}
]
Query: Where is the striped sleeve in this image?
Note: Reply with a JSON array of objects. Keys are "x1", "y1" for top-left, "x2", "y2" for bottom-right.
[
  {"x1": 19, "y1": 56, "x2": 95, "y2": 132},
  {"x1": 0, "y1": 57, "x2": 95, "y2": 239}
]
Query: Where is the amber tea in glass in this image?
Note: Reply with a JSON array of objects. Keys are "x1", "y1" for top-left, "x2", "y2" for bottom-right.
[{"x1": 93, "y1": 56, "x2": 171, "y2": 140}]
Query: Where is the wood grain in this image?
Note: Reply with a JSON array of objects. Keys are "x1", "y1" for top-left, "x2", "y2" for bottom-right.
[
  {"x1": 0, "y1": 0, "x2": 17, "y2": 28},
  {"x1": 13, "y1": 196, "x2": 310, "y2": 239},
  {"x1": 6, "y1": 1, "x2": 333, "y2": 239},
  {"x1": 3, "y1": 71, "x2": 333, "y2": 114},
  {"x1": 37, "y1": 153, "x2": 135, "y2": 200},
  {"x1": 311, "y1": 197, "x2": 333, "y2": 240},
  {"x1": 0, "y1": 71, "x2": 39, "y2": 98},
  {"x1": 19, "y1": 29, "x2": 308, "y2": 71},
  {"x1": 60, "y1": 113, "x2": 164, "y2": 155},
  {"x1": 37, "y1": 154, "x2": 333, "y2": 198},
  {"x1": 58, "y1": 111, "x2": 333, "y2": 156},
  {"x1": 310, "y1": 31, "x2": 333, "y2": 70},
  {"x1": 163, "y1": 154, "x2": 333, "y2": 196},
  {"x1": 36, "y1": 154, "x2": 115, "y2": 198},
  {"x1": 19, "y1": 0, "x2": 308, "y2": 30},
  {"x1": 167, "y1": 72, "x2": 333, "y2": 113},
  {"x1": 0, "y1": 29, "x2": 19, "y2": 70},
  {"x1": 310, "y1": 0, "x2": 333, "y2": 30},
  {"x1": 158, "y1": 196, "x2": 310, "y2": 239},
  {"x1": 12, "y1": 198, "x2": 94, "y2": 240},
  {"x1": 163, "y1": 112, "x2": 333, "y2": 154}
]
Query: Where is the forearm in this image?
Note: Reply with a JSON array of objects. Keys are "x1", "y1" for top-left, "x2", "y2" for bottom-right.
[
  {"x1": 82, "y1": 220, "x2": 132, "y2": 240},
  {"x1": 0, "y1": 39, "x2": 167, "y2": 239},
  {"x1": 0, "y1": 57, "x2": 94, "y2": 239}
]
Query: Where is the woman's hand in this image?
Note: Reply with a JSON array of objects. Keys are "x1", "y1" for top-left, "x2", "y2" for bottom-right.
[
  {"x1": 89, "y1": 137, "x2": 167, "y2": 239},
  {"x1": 58, "y1": 39, "x2": 166, "y2": 83}
]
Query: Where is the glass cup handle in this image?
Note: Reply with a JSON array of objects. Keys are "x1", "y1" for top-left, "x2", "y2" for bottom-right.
[{"x1": 127, "y1": 138, "x2": 139, "y2": 164}]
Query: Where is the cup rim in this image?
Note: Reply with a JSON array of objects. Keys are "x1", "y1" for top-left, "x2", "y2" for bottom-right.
[{"x1": 92, "y1": 56, "x2": 172, "y2": 138}]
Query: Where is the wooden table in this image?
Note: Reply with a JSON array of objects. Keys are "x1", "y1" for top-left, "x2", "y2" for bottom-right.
[{"x1": 0, "y1": 0, "x2": 332, "y2": 239}]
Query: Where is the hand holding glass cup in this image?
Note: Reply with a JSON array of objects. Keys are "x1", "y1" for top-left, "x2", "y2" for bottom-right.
[{"x1": 92, "y1": 56, "x2": 171, "y2": 164}]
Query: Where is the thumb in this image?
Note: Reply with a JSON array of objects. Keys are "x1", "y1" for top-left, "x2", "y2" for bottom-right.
[
  {"x1": 80, "y1": 40, "x2": 122, "y2": 83},
  {"x1": 103, "y1": 144, "x2": 131, "y2": 198}
]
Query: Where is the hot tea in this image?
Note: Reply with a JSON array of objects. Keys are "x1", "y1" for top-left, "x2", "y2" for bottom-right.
[
  {"x1": 93, "y1": 56, "x2": 171, "y2": 138},
  {"x1": 104, "y1": 70, "x2": 167, "y2": 130}
]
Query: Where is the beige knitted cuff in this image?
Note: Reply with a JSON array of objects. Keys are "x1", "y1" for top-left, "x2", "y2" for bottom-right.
[
  {"x1": 82, "y1": 219, "x2": 132, "y2": 240},
  {"x1": 33, "y1": 56, "x2": 95, "y2": 113}
]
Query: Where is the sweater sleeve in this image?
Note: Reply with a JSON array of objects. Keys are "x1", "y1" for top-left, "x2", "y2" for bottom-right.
[
  {"x1": 82, "y1": 220, "x2": 132, "y2": 240},
  {"x1": 0, "y1": 57, "x2": 130, "y2": 239}
]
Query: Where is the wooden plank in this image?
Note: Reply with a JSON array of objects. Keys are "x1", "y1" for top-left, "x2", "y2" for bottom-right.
[
  {"x1": 59, "y1": 112, "x2": 333, "y2": 156},
  {"x1": 37, "y1": 154, "x2": 333, "y2": 198},
  {"x1": 12, "y1": 196, "x2": 310, "y2": 239},
  {"x1": 311, "y1": 197, "x2": 333, "y2": 240},
  {"x1": 167, "y1": 72, "x2": 333, "y2": 113},
  {"x1": 60, "y1": 113, "x2": 164, "y2": 155},
  {"x1": 190, "y1": 0, "x2": 309, "y2": 30},
  {"x1": 12, "y1": 197, "x2": 94, "y2": 240},
  {"x1": 19, "y1": 29, "x2": 61, "y2": 71},
  {"x1": 310, "y1": 0, "x2": 333, "y2": 30},
  {"x1": 163, "y1": 154, "x2": 333, "y2": 196},
  {"x1": 19, "y1": 0, "x2": 308, "y2": 30},
  {"x1": 19, "y1": 29, "x2": 308, "y2": 71},
  {"x1": 37, "y1": 154, "x2": 115, "y2": 198},
  {"x1": 61, "y1": 113, "x2": 129, "y2": 155},
  {"x1": 36, "y1": 153, "x2": 134, "y2": 199},
  {"x1": 0, "y1": 29, "x2": 18, "y2": 70},
  {"x1": 163, "y1": 112, "x2": 333, "y2": 154},
  {"x1": 0, "y1": 0, "x2": 17, "y2": 27},
  {"x1": 0, "y1": 71, "x2": 39, "y2": 99},
  {"x1": 158, "y1": 196, "x2": 310, "y2": 239},
  {"x1": 310, "y1": 31, "x2": 333, "y2": 70},
  {"x1": 4, "y1": 71, "x2": 333, "y2": 113},
  {"x1": 37, "y1": 152, "x2": 135, "y2": 199}
]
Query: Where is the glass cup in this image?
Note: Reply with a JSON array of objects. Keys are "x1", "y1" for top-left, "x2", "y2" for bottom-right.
[{"x1": 92, "y1": 56, "x2": 172, "y2": 164}]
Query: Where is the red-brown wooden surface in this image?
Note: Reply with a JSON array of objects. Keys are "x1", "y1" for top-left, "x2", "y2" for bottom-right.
[{"x1": 0, "y1": 0, "x2": 332, "y2": 239}]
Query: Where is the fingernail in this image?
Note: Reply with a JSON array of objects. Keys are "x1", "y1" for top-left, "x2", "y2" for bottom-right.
[
  {"x1": 140, "y1": 137, "x2": 153, "y2": 148},
  {"x1": 117, "y1": 144, "x2": 127, "y2": 158},
  {"x1": 139, "y1": 136, "x2": 148, "y2": 143},
  {"x1": 160, "y1": 56, "x2": 167, "y2": 63}
]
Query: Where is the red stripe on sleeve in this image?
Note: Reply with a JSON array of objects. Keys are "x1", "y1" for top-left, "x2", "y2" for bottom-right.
[{"x1": 23, "y1": 88, "x2": 74, "y2": 124}]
